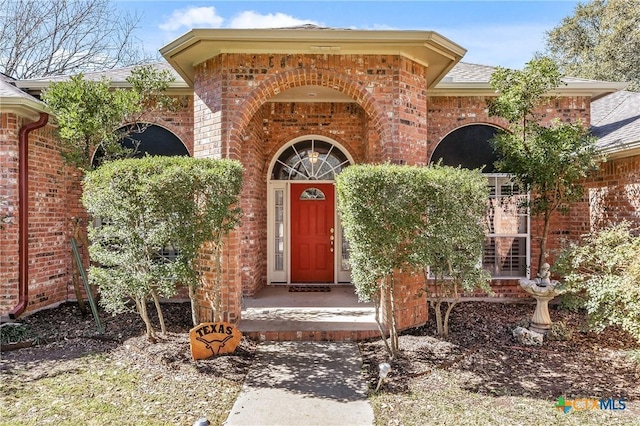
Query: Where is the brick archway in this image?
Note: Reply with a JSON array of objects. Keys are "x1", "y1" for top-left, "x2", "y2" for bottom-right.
[{"x1": 227, "y1": 68, "x2": 392, "y2": 155}]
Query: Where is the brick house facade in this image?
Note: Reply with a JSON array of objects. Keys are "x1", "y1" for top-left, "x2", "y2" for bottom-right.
[{"x1": 1, "y1": 27, "x2": 636, "y2": 334}]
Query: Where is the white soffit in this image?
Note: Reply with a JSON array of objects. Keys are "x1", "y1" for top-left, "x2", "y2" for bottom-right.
[{"x1": 160, "y1": 28, "x2": 467, "y2": 89}]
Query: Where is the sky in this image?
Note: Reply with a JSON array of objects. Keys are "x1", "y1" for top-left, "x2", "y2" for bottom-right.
[{"x1": 115, "y1": 0, "x2": 583, "y2": 69}]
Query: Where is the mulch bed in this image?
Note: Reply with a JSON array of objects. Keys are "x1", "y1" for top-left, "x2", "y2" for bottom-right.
[
  {"x1": 2, "y1": 299, "x2": 638, "y2": 408},
  {"x1": 360, "y1": 301, "x2": 640, "y2": 401}
]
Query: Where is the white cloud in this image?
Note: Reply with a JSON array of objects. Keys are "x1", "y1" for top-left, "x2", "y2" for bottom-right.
[
  {"x1": 229, "y1": 11, "x2": 319, "y2": 29},
  {"x1": 159, "y1": 6, "x2": 224, "y2": 32}
]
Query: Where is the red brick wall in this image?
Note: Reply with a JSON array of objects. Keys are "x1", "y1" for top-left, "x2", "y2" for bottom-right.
[
  {"x1": 426, "y1": 96, "x2": 590, "y2": 163},
  {"x1": 1, "y1": 113, "x2": 76, "y2": 315},
  {"x1": 188, "y1": 52, "x2": 601, "y2": 323},
  {"x1": 239, "y1": 110, "x2": 267, "y2": 297},
  {"x1": 393, "y1": 271, "x2": 428, "y2": 331},
  {"x1": 426, "y1": 95, "x2": 592, "y2": 294},
  {"x1": 391, "y1": 57, "x2": 429, "y2": 165},
  {"x1": 1, "y1": 113, "x2": 21, "y2": 313},
  {"x1": 570, "y1": 153, "x2": 640, "y2": 236},
  {"x1": 9, "y1": 50, "x2": 629, "y2": 336}
]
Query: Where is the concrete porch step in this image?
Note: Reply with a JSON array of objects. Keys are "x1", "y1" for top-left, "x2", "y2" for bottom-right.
[{"x1": 238, "y1": 286, "x2": 379, "y2": 342}]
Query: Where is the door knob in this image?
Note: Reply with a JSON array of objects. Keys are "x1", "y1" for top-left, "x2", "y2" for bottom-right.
[{"x1": 330, "y1": 228, "x2": 334, "y2": 234}]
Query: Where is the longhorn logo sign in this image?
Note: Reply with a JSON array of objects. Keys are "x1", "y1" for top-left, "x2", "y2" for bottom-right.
[{"x1": 189, "y1": 322, "x2": 242, "y2": 360}]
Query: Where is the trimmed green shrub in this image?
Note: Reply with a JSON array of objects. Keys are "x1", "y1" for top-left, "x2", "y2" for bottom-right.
[
  {"x1": 336, "y1": 163, "x2": 490, "y2": 354},
  {"x1": 83, "y1": 156, "x2": 242, "y2": 338}
]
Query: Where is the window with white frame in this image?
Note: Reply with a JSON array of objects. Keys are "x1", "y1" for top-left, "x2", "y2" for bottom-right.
[{"x1": 483, "y1": 175, "x2": 529, "y2": 277}]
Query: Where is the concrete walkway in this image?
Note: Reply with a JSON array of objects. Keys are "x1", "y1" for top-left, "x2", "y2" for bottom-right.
[{"x1": 224, "y1": 341, "x2": 375, "y2": 426}]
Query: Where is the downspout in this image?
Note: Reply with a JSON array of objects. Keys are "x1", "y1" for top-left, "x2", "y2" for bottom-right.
[{"x1": 9, "y1": 112, "x2": 49, "y2": 319}]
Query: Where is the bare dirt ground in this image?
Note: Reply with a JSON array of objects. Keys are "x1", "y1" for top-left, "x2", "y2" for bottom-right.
[{"x1": 2, "y1": 300, "x2": 639, "y2": 425}]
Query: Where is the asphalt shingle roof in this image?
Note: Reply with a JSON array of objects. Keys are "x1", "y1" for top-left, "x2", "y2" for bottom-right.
[
  {"x1": 0, "y1": 73, "x2": 39, "y2": 101},
  {"x1": 591, "y1": 90, "x2": 640, "y2": 150},
  {"x1": 19, "y1": 61, "x2": 184, "y2": 85}
]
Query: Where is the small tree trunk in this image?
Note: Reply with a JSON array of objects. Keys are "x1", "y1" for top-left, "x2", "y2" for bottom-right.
[
  {"x1": 135, "y1": 295, "x2": 156, "y2": 341},
  {"x1": 150, "y1": 287, "x2": 166, "y2": 334},
  {"x1": 388, "y1": 275, "x2": 399, "y2": 354},
  {"x1": 435, "y1": 300, "x2": 444, "y2": 336},
  {"x1": 538, "y1": 210, "x2": 551, "y2": 275},
  {"x1": 373, "y1": 294, "x2": 393, "y2": 358},
  {"x1": 188, "y1": 285, "x2": 199, "y2": 326},
  {"x1": 442, "y1": 299, "x2": 458, "y2": 337}
]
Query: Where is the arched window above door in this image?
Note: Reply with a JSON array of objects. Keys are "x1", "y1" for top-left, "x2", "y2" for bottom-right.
[{"x1": 271, "y1": 139, "x2": 350, "y2": 180}]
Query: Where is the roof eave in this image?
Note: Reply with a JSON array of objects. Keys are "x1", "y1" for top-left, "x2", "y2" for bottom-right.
[
  {"x1": 160, "y1": 28, "x2": 467, "y2": 88},
  {"x1": 430, "y1": 81, "x2": 629, "y2": 98},
  {"x1": 598, "y1": 140, "x2": 640, "y2": 159},
  {"x1": 0, "y1": 97, "x2": 49, "y2": 120}
]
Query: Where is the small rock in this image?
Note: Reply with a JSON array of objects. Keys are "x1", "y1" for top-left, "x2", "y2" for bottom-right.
[
  {"x1": 514, "y1": 318, "x2": 530, "y2": 329},
  {"x1": 512, "y1": 326, "x2": 544, "y2": 346},
  {"x1": 547, "y1": 321, "x2": 572, "y2": 341}
]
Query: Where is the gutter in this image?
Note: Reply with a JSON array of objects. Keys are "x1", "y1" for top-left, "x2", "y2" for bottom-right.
[{"x1": 8, "y1": 112, "x2": 49, "y2": 319}]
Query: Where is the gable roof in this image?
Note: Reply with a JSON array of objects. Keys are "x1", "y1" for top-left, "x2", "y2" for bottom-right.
[
  {"x1": 0, "y1": 73, "x2": 47, "y2": 119},
  {"x1": 159, "y1": 27, "x2": 466, "y2": 89},
  {"x1": 591, "y1": 90, "x2": 640, "y2": 158}
]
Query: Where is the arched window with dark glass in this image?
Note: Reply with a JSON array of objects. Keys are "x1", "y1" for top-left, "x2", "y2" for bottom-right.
[
  {"x1": 92, "y1": 123, "x2": 189, "y2": 166},
  {"x1": 430, "y1": 124, "x2": 529, "y2": 278},
  {"x1": 91, "y1": 124, "x2": 189, "y2": 262}
]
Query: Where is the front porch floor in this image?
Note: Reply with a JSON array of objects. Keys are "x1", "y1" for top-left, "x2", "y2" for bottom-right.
[{"x1": 238, "y1": 285, "x2": 380, "y2": 341}]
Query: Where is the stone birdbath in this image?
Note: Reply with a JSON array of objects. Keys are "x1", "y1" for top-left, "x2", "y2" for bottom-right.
[{"x1": 519, "y1": 263, "x2": 565, "y2": 335}]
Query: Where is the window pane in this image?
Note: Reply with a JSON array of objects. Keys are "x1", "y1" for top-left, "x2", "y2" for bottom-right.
[
  {"x1": 300, "y1": 188, "x2": 326, "y2": 200},
  {"x1": 484, "y1": 175, "x2": 529, "y2": 277},
  {"x1": 272, "y1": 139, "x2": 350, "y2": 180},
  {"x1": 274, "y1": 189, "x2": 284, "y2": 271},
  {"x1": 483, "y1": 236, "x2": 527, "y2": 277},
  {"x1": 341, "y1": 226, "x2": 350, "y2": 271}
]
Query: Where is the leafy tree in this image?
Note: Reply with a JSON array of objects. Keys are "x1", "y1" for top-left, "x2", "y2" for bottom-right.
[
  {"x1": 411, "y1": 165, "x2": 492, "y2": 337},
  {"x1": 337, "y1": 164, "x2": 490, "y2": 354},
  {"x1": 0, "y1": 0, "x2": 150, "y2": 79},
  {"x1": 151, "y1": 158, "x2": 243, "y2": 325},
  {"x1": 337, "y1": 165, "x2": 418, "y2": 356},
  {"x1": 544, "y1": 0, "x2": 640, "y2": 91},
  {"x1": 42, "y1": 65, "x2": 176, "y2": 169},
  {"x1": 83, "y1": 157, "x2": 243, "y2": 339},
  {"x1": 556, "y1": 223, "x2": 640, "y2": 344},
  {"x1": 488, "y1": 57, "x2": 601, "y2": 275}
]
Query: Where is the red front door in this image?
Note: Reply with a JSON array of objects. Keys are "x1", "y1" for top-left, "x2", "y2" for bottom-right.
[{"x1": 290, "y1": 183, "x2": 334, "y2": 283}]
